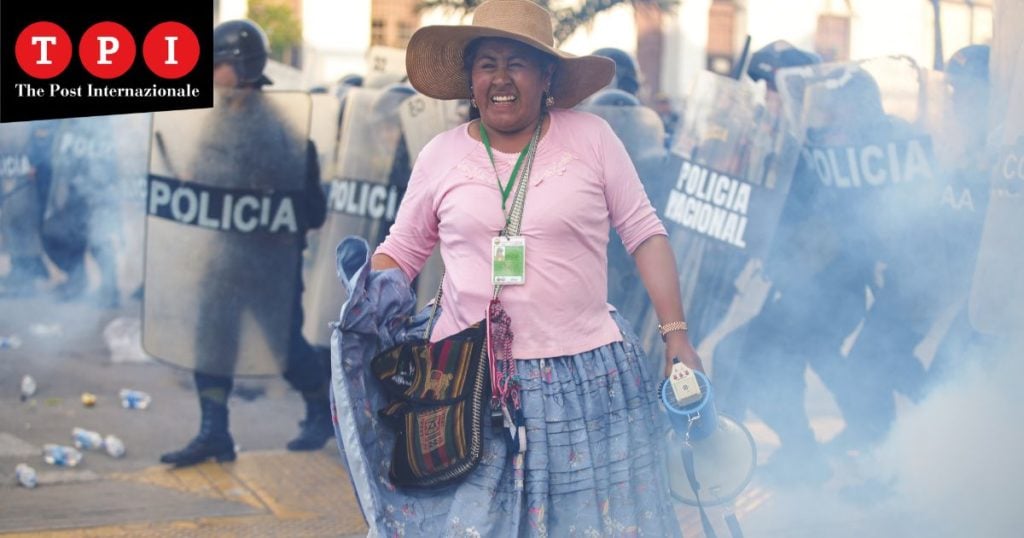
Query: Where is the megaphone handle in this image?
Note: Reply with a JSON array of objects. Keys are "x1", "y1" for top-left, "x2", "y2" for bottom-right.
[{"x1": 682, "y1": 442, "x2": 718, "y2": 538}]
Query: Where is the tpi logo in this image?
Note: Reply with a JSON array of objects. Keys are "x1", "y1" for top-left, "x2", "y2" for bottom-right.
[
  {"x1": 15, "y1": 21, "x2": 200, "y2": 80},
  {"x1": 1, "y1": 1, "x2": 211, "y2": 122}
]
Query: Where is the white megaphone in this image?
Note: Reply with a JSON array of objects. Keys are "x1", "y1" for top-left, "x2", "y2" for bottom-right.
[{"x1": 660, "y1": 366, "x2": 757, "y2": 507}]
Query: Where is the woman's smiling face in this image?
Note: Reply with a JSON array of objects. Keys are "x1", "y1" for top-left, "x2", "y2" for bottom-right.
[{"x1": 469, "y1": 38, "x2": 554, "y2": 136}]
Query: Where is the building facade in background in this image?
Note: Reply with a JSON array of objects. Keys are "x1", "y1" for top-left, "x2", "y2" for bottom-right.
[
  {"x1": 371, "y1": 0, "x2": 419, "y2": 48},
  {"x1": 217, "y1": 0, "x2": 994, "y2": 99}
]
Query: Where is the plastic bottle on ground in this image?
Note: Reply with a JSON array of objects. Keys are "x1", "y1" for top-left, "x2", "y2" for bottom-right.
[
  {"x1": 72, "y1": 428, "x2": 104, "y2": 451},
  {"x1": 16, "y1": 463, "x2": 37, "y2": 488},
  {"x1": 104, "y1": 435, "x2": 126, "y2": 458},
  {"x1": 42, "y1": 444, "x2": 83, "y2": 467},
  {"x1": 118, "y1": 389, "x2": 151, "y2": 410},
  {"x1": 20, "y1": 375, "x2": 36, "y2": 401}
]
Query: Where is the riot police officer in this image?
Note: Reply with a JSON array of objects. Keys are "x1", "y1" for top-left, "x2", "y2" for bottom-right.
[
  {"x1": 592, "y1": 47, "x2": 641, "y2": 96},
  {"x1": 159, "y1": 19, "x2": 332, "y2": 467},
  {"x1": 713, "y1": 41, "x2": 841, "y2": 485},
  {"x1": 43, "y1": 115, "x2": 123, "y2": 307},
  {"x1": 0, "y1": 121, "x2": 49, "y2": 295},
  {"x1": 928, "y1": 44, "x2": 992, "y2": 384}
]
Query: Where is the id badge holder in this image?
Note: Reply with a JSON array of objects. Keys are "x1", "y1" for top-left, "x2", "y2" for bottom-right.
[
  {"x1": 492, "y1": 236, "x2": 526, "y2": 286},
  {"x1": 501, "y1": 404, "x2": 527, "y2": 454}
]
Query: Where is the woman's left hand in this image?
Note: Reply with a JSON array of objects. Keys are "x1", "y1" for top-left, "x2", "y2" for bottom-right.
[{"x1": 663, "y1": 331, "x2": 704, "y2": 377}]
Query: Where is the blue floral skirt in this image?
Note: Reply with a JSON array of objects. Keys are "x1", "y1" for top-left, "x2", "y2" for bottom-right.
[{"x1": 332, "y1": 311, "x2": 681, "y2": 537}]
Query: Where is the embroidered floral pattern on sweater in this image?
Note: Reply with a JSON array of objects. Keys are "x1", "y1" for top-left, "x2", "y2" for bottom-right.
[{"x1": 456, "y1": 150, "x2": 575, "y2": 187}]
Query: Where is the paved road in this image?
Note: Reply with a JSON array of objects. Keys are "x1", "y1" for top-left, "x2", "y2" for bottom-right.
[{"x1": 1, "y1": 293, "x2": 966, "y2": 537}]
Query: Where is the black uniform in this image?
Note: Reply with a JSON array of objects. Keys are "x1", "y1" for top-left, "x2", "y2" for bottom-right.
[{"x1": 160, "y1": 18, "x2": 335, "y2": 467}]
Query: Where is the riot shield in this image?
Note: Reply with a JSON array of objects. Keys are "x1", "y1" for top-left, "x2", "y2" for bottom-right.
[
  {"x1": 777, "y1": 57, "x2": 960, "y2": 325},
  {"x1": 309, "y1": 92, "x2": 343, "y2": 182},
  {"x1": 771, "y1": 58, "x2": 965, "y2": 428},
  {"x1": 34, "y1": 115, "x2": 150, "y2": 300},
  {"x1": 0, "y1": 122, "x2": 41, "y2": 280},
  {"x1": 398, "y1": 93, "x2": 464, "y2": 308},
  {"x1": 634, "y1": 71, "x2": 800, "y2": 357},
  {"x1": 969, "y1": 23, "x2": 1024, "y2": 336},
  {"x1": 399, "y1": 93, "x2": 465, "y2": 162},
  {"x1": 301, "y1": 92, "x2": 343, "y2": 292},
  {"x1": 918, "y1": 65, "x2": 992, "y2": 328},
  {"x1": 43, "y1": 116, "x2": 123, "y2": 296},
  {"x1": 143, "y1": 89, "x2": 312, "y2": 376},
  {"x1": 576, "y1": 99, "x2": 669, "y2": 329},
  {"x1": 301, "y1": 88, "x2": 407, "y2": 347},
  {"x1": 110, "y1": 113, "x2": 153, "y2": 294}
]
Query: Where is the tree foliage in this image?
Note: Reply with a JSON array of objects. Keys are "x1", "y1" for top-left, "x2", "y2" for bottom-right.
[
  {"x1": 248, "y1": 0, "x2": 303, "y2": 60},
  {"x1": 417, "y1": 0, "x2": 678, "y2": 44}
]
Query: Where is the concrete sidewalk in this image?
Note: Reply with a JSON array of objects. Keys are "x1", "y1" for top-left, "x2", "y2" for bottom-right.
[{"x1": 1, "y1": 449, "x2": 368, "y2": 537}]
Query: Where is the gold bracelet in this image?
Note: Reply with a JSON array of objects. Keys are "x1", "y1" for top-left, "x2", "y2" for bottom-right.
[{"x1": 658, "y1": 321, "x2": 688, "y2": 341}]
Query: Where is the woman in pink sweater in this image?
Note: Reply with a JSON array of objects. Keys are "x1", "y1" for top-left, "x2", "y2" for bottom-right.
[{"x1": 363, "y1": 0, "x2": 702, "y2": 535}]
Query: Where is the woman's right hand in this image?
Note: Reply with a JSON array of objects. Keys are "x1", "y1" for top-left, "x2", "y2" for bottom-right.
[{"x1": 664, "y1": 331, "x2": 704, "y2": 377}]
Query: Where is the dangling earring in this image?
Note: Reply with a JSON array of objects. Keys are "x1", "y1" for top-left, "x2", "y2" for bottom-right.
[
  {"x1": 471, "y1": 97, "x2": 478, "y2": 108},
  {"x1": 545, "y1": 93, "x2": 555, "y2": 108}
]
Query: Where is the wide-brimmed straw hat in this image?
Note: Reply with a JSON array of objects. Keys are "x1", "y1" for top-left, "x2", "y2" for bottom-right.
[{"x1": 406, "y1": 0, "x2": 615, "y2": 109}]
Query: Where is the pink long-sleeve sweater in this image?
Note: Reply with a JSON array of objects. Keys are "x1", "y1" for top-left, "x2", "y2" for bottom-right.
[{"x1": 375, "y1": 108, "x2": 666, "y2": 359}]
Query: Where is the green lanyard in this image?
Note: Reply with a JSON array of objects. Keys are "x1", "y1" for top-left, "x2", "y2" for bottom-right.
[{"x1": 479, "y1": 122, "x2": 530, "y2": 211}]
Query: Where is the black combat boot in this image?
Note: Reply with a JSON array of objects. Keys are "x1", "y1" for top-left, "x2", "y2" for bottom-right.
[
  {"x1": 160, "y1": 395, "x2": 236, "y2": 466},
  {"x1": 286, "y1": 396, "x2": 333, "y2": 451}
]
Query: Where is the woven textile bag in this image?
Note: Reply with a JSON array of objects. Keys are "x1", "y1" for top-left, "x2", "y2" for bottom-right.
[{"x1": 370, "y1": 318, "x2": 489, "y2": 488}]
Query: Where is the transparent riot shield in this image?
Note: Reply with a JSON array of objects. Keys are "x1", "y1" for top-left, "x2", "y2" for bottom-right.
[
  {"x1": 635, "y1": 71, "x2": 800, "y2": 358},
  {"x1": 398, "y1": 94, "x2": 465, "y2": 309},
  {"x1": 576, "y1": 100, "x2": 669, "y2": 329},
  {"x1": 309, "y1": 92, "x2": 343, "y2": 182},
  {"x1": 143, "y1": 90, "x2": 312, "y2": 376},
  {"x1": 778, "y1": 57, "x2": 958, "y2": 328},
  {"x1": 43, "y1": 116, "x2": 123, "y2": 299},
  {"x1": 969, "y1": 32, "x2": 1024, "y2": 336},
  {"x1": 772, "y1": 57, "x2": 962, "y2": 423},
  {"x1": 0, "y1": 122, "x2": 40, "y2": 278},
  {"x1": 301, "y1": 88, "x2": 406, "y2": 347},
  {"x1": 301, "y1": 92, "x2": 343, "y2": 295},
  {"x1": 110, "y1": 113, "x2": 153, "y2": 295},
  {"x1": 918, "y1": 65, "x2": 993, "y2": 337},
  {"x1": 399, "y1": 93, "x2": 465, "y2": 163}
]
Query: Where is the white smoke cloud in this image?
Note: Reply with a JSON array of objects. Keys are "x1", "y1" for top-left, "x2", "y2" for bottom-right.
[{"x1": 873, "y1": 342, "x2": 1024, "y2": 538}]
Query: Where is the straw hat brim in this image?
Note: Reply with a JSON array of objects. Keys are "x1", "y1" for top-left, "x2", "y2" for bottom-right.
[{"x1": 406, "y1": 25, "x2": 615, "y2": 109}]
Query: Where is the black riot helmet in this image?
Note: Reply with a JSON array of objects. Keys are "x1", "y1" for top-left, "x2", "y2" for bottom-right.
[
  {"x1": 213, "y1": 19, "x2": 272, "y2": 87},
  {"x1": 748, "y1": 40, "x2": 821, "y2": 92},
  {"x1": 588, "y1": 88, "x2": 641, "y2": 107},
  {"x1": 336, "y1": 74, "x2": 365, "y2": 101},
  {"x1": 592, "y1": 48, "x2": 640, "y2": 96},
  {"x1": 946, "y1": 44, "x2": 990, "y2": 82}
]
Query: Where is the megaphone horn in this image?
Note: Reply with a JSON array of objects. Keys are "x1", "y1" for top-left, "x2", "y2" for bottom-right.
[{"x1": 660, "y1": 369, "x2": 758, "y2": 507}]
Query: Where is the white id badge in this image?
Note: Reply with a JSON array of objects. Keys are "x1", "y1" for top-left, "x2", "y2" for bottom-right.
[{"x1": 492, "y1": 236, "x2": 526, "y2": 285}]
